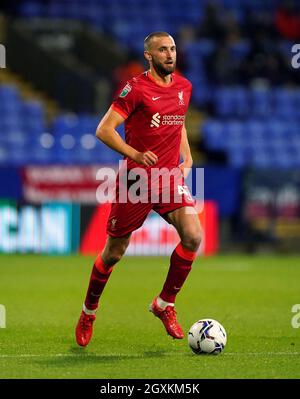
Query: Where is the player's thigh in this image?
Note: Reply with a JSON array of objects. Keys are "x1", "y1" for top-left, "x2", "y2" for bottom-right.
[
  {"x1": 104, "y1": 233, "x2": 131, "y2": 254},
  {"x1": 107, "y1": 201, "x2": 152, "y2": 237},
  {"x1": 166, "y1": 206, "x2": 202, "y2": 246}
]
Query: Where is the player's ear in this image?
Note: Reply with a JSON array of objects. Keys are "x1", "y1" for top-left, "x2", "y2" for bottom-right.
[{"x1": 144, "y1": 51, "x2": 152, "y2": 61}]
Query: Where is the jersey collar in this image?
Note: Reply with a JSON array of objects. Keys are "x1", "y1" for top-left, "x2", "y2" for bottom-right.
[{"x1": 146, "y1": 70, "x2": 175, "y2": 88}]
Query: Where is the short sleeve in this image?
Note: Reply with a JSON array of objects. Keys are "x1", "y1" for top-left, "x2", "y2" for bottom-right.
[{"x1": 111, "y1": 80, "x2": 141, "y2": 119}]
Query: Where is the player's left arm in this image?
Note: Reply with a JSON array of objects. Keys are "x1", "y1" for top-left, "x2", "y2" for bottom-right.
[{"x1": 179, "y1": 123, "x2": 193, "y2": 178}]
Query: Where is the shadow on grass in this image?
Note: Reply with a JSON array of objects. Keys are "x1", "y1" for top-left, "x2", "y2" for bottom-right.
[{"x1": 32, "y1": 346, "x2": 172, "y2": 368}]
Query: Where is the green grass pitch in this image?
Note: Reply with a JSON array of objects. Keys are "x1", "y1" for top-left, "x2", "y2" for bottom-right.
[{"x1": 0, "y1": 254, "x2": 300, "y2": 379}]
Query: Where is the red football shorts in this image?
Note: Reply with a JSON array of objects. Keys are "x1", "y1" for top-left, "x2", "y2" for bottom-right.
[{"x1": 106, "y1": 169, "x2": 195, "y2": 237}]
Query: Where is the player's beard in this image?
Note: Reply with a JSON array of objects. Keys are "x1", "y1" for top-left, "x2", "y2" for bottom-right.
[{"x1": 152, "y1": 57, "x2": 176, "y2": 76}]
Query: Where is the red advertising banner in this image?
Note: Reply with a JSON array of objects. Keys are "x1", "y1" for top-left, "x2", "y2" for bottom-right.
[{"x1": 22, "y1": 165, "x2": 116, "y2": 204}]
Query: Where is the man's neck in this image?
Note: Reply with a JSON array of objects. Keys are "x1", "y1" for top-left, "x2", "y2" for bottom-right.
[{"x1": 149, "y1": 68, "x2": 172, "y2": 86}]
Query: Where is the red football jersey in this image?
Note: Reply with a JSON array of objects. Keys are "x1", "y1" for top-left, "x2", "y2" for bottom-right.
[{"x1": 111, "y1": 71, "x2": 192, "y2": 170}]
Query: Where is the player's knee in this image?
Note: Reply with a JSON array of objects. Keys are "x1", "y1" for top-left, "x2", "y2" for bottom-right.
[
  {"x1": 103, "y1": 237, "x2": 130, "y2": 266},
  {"x1": 182, "y1": 232, "x2": 202, "y2": 253},
  {"x1": 104, "y1": 252, "x2": 123, "y2": 266},
  {"x1": 105, "y1": 244, "x2": 128, "y2": 265}
]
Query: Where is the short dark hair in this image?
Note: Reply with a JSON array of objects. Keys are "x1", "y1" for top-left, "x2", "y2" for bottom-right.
[{"x1": 144, "y1": 32, "x2": 171, "y2": 51}]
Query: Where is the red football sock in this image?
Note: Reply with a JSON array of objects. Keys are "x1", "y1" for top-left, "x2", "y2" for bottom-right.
[
  {"x1": 159, "y1": 243, "x2": 197, "y2": 304},
  {"x1": 84, "y1": 254, "x2": 114, "y2": 311}
]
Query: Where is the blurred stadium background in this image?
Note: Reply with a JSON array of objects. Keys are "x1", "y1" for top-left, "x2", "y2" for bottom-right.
[
  {"x1": 0, "y1": 0, "x2": 300, "y2": 256},
  {"x1": 1, "y1": 0, "x2": 300, "y2": 381}
]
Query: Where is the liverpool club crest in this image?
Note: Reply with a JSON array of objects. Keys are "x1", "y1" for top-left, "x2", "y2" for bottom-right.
[{"x1": 178, "y1": 91, "x2": 185, "y2": 105}]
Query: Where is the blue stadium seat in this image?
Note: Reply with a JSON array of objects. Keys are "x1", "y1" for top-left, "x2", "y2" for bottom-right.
[
  {"x1": 202, "y1": 120, "x2": 225, "y2": 150},
  {"x1": 0, "y1": 85, "x2": 21, "y2": 103},
  {"x1": 76, "y1": 114, "x2": 99, "y2": 134},
  {"x1": 46, "y1": 2, "x2": 65, "y2": 18},
  {"x1": 250, "y1": 89, "x2": 272, "y2": 117},
  {"x1": 6, "y1": 131, "x2": 28, "y2": 146},
  {"x1": 214, "y1": 87, "x2": 249, "y2": 117},
  {"x1": 23, "y1": 100, "x2": 44, "y2": 118},
  {"x1": 68, "y1": 2, "x2": 88, "y2": 19},
  {"x1": 278, "y1": 40, "x2": 295, "y2": 58},
  {"x1": 51, "y1": 114, "x2": 80, "y2": 135},
  {"x1": 88, "y1": 139, "x2": 121, "y2": 164},
  {"x1": 226, "y1": 120, "x2": 245, "y2": 137},
  {"x1": 271, "y1": 151, "x2": 294, "y2": 169},
  {"x1": 183, "y1": 40, "x2": 215, "y2": 58},
  {"x1": 251, "y1": 151, "x2": 272, "y2": 168},
  {"x1": 274, "y1": 89, "x2": 297, "y2": 119},
  {"x1": 244, "y1": 119, "x2": 265, "y2": 141},
  {"x1": 18, "y1": 1, "x2": 44, "y2": 17},
  {"x1": 0, "y1": 145, "x2": 10, "y2": 166},
  {"x1": 1, "y1": 116, "x2": 23, "y2": 132},
  {"x1": 29, "y1": 133, "x2": 56, "y2": 164},
  {"x1": 192, "y1": 85, "x2": 210, "y2": 106},
  {"x1": 228, "y1": 148, "x2": 249, "y2": 167},
  {"x1": 229, "y1": 40, "x2": 251, "y2": 61},
  {"x1": 22, "y1": 101, "x2": 45, "y2": 135},
  {"x1": 264, "y1": 119, "x2": 286, "y2": 139}
]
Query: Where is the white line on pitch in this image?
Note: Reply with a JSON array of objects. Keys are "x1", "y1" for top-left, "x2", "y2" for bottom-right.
[{"x1": 0, "y1": 352, "x2": 299, "y2": 359}]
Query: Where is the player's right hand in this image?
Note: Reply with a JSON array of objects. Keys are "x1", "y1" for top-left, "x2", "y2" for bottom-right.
[{"x1": 133, "y1": 151, "x2": 158, "y2": 167}]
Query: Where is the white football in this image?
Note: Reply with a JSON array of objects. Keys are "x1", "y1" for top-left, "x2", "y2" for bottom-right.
[{"x1": 188, "y1": 318, "x2": 227, "y2": 355}]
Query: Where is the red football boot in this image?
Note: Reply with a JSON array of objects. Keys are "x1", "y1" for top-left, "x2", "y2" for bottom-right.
[
  {"x1": 149, "y1": 297, "x2": 184, "y2": 339},
  {"x1": 75, "y1": 310, "x2": 96, "y2": 347}
]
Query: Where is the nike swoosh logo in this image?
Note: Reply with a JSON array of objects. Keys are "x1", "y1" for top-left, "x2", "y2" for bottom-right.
[{"x1": 152, "y1": 96, "x2": 161, "y2": 101}]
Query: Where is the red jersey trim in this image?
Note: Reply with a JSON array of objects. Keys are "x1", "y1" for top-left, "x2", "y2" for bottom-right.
[
  {"x1": 146, "y1": 70, "x2": 175, "y2": 88},
  {"x1": 111, "y1": 104, "x2": 128, "y2": 119}
]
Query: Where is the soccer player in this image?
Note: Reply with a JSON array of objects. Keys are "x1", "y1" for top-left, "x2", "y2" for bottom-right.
[{"x1": 75, "y1": 32, "x2": 202, "y2": 346}]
